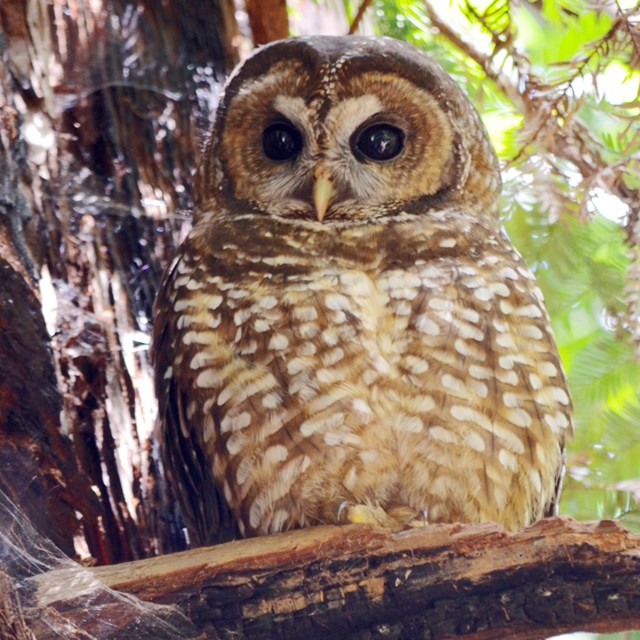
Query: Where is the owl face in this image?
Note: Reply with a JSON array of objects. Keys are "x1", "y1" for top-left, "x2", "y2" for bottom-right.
[{"x1": 196, "y1": 37, "x2": 502, "y2": 224}]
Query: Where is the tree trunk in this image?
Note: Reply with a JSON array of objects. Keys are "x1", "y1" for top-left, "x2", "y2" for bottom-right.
[
  {"x1": 245, "y1": 0, "x2": 289, "y2": 45},
  {"x1": 0, "y1": 0, "x2": 238, "y2": 564}
]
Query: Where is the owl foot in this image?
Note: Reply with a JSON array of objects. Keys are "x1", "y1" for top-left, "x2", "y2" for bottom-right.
[
  {"x1": 337, "y1": 501, "x2": 428, "y2": 528},
  {"x1": 337, "y1": 500, "x2": 393, "y2": 526}
]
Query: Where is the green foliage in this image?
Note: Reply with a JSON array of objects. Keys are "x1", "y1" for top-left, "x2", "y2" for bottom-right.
[{"x1": 369, "y1": 0, "x2": 640, "y2": 585}]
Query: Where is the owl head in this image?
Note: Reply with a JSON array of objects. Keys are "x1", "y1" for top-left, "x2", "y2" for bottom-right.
[{"x1": 195, "y1": 36, "x2": 501, "y2": 224}]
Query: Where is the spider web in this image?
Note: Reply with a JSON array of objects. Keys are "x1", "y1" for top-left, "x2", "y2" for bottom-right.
[{"x1": 0, "y1": 483, "x2": 196, "y2": 639}]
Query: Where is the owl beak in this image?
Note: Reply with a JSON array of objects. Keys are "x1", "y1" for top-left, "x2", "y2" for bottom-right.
[{"x1": 313, "y1": 167, "x2": 334, "y2": 222}]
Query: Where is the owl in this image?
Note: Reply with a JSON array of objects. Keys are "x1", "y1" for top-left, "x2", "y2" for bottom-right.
[{"x1": 152, "y1": 36, "x2": 573, "y2": 546}]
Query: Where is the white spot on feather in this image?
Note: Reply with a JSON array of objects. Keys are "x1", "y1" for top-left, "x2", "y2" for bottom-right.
[
  {"x1": 499, "y1": 448, "x2": 517, "y2": 471},
  {"x1": 202, "y1": 414, "x2": 215, "y2": 444},
  {"x1": 190, "y1": 352, "x2": 212, "y2": 370},
  {"x1": 322, "y1": 347, "x2": 344, "y2": 366},
  {"x1": 262, "y1": 392, "x2": 281, "y2": 409},
  {"x1": 469, "y1": 364, "x2": 492, "y2": 380},
  {"x1": 325, "y1": 293, "x2": 350, "y2": 311},
  {"x1": 415, "y1": 316, "x2": 440, "y2": 335},
  {"x1": 496, "y1": 369, "x2": 519, "y2": 385},
  {"x1": 226, "y1": 432, "x2": 246, "y2": 456},
  {"x1": 521, "y1": 325, "x2": 544, "y2": 340},
  {"x1": 220, "y1": 411, "x2": 251, "y2": 433},
  {"x1": 234, "y1": 309, "x2": 251, "y2": 325},
  {"x1": 405, "y1": 355, "x2": 429, "y2": 374},
  {"x1": 498, "y1": 267, "x2": 518, "y2": 280},
  {"x1": 258, "y1": 296, "x2": 278, "y2": 310},
  {"x1": 503, "y1": 392, "x2": 519, "y2": 408},
  {"x1": 429, "y1": 426, "x2": 457, "y2": 444},
  {"x1": 450, "y1": 405, "x2": 494, "y2": 434},
  {"x1": 529, "y1": 373, "x2": 543, "y2": 390},
  {"x1": 474, "y1": 287, "x2": 493, "y2": 301},
  {"x1": 490, "y1": 282, "x2": 510, "y2": 297},
  {"x1": 268, "y1": 334, "x2": 289, "y2": 350},
  {"x1": 540, "y1": 361, "x2": 558, "y2": 377},
  {"x1": 299, "y1": 412, "x2": 344, "y2": 437},
  {"x1": 515, "y1": 304, "x2": 543, "y2": 318},
  {"x1": 536, "y1": 386, "x2": 570, "y2": 406},
  {"x1": 504, "y1": 407, "x2": 532, "y2": 428},
  {"x1": 464, "y1": 431, "x2": 485, "y2": 452},
  {"x1": 264, "y1": 445, "x2": 288, "y2": 464},
  {"x1": 441, "y1": 374, "x2": 466, "y2": 394},
  {"x1": 293, "y1": 306, "x2": 318, "y2": 321},
  {"x1": 398, "y1": 415, "x2": 423, "y2": 433}
]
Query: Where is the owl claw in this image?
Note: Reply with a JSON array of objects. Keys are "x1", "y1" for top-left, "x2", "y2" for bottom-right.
[
  {"x1": 337, "y1": 500, "x2": 352, "y2": 523},
  {"x1": 407, "y1": 508, "x2": 429, "y2": 528}
]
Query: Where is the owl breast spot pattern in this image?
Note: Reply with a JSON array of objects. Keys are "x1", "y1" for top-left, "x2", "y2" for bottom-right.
[{"x1": 153, "y1": 36, "x2": 573, "y2": 545}]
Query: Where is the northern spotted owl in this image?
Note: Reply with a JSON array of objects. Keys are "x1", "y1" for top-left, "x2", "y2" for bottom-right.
[{"x1": 153, "y1": 36, "x2": 573, "y2": 546}]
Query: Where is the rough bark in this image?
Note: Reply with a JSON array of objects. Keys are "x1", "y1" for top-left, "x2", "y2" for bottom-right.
[
  {"x1": 26, "y1": 518, "x2": 640, "y2": 640},
  {"x1": 0, "y1": 0, "x2": 238, "y2": 565},
  {"x1": 0, "y1": 567, "x2": 35, "y2": 640},
  {"x1": 0, "y1": 10, "x2": 105, "y2": 559},
  {"x1": 0, "y1": 258, "x2": 104, "y2": 559}
]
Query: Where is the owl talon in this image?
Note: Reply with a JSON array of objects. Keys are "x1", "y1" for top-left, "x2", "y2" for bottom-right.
[
  {"x1": 337, "y1": 500, "x2": 353, "y2": 523},
  {"x1": 407, "y1": 508, "x2": 429, "y2": 529}
]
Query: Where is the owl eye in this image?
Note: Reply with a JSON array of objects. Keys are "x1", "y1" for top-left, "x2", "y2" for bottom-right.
[
  {"x1": 353, "y1": 123, "x2": 404, "y2": 162},
  {"x1": 262, "y1": 122, "x2": 303, "y2": 162}
]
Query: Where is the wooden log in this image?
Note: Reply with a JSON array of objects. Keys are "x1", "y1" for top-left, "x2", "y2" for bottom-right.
[{"x1": 27, "y1": 517, "x2": 640, "y2": 639}]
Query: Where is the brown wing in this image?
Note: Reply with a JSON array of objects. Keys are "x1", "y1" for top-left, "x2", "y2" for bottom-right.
[{"x1": 152, "y1": 254, "x2": 238, "y2": 546}]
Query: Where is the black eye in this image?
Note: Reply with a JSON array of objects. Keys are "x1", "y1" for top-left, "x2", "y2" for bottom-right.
[
  {"x1": 262, "y1": 122, "x2": 303, "y2": 162},
  {"x1": 353, "y1": 123, "x2": 404, "y2": 162}
]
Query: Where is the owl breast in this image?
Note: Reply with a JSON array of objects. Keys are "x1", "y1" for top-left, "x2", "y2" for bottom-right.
[{"x1": 158, "y1": 210, "x2": 571, "y2": 538}]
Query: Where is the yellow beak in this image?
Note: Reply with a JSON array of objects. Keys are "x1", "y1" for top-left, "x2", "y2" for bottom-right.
[{"x1": 313, "y1": 167, "x2": 334, "y2": 223}]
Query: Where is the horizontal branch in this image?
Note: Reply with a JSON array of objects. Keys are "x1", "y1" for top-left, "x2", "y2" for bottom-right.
[{"x1": 29, "y1": 517, "x2": 640, "y2": 639}]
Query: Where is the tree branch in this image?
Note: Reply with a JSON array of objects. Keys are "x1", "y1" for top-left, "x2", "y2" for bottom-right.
[
  {"x1": 348, "y1": 0, "x2": 373, "y2": 35},
  {"x1": 27, "y1": 517, "x2": 640, "y2": 639}
]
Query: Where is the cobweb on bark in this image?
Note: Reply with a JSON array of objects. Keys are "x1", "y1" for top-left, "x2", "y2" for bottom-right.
[{"x1": 0, "y1": 484, "x2": 195, "y2": 640}]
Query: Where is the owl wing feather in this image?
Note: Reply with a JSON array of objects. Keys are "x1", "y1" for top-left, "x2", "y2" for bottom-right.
[{"x1": 153, "y1": 253, "x2": 239, "y2": 546}]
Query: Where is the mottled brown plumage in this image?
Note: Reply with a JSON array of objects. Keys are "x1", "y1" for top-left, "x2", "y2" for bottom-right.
[{"x1": 153, "y1": 36, "x2": 573, "y2": 546}]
